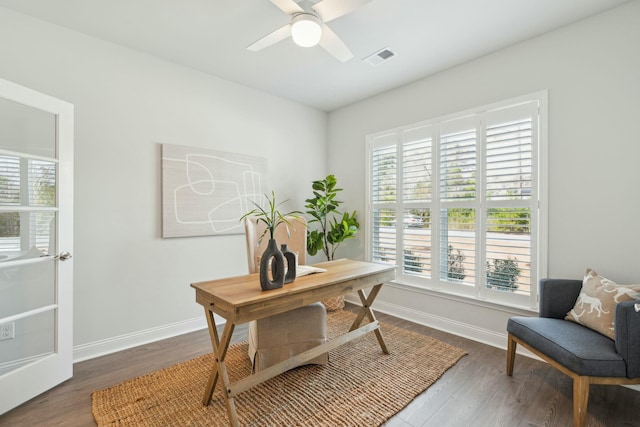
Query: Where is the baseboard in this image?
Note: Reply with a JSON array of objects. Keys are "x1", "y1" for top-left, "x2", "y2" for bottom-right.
[
  {"x1": 73, "y1": 316, "x2": 208, "y2": 363},
  {"x1": 346, "y1": 295, "x2": 542, "y2": 361},
  {"x1": 71, "y1": 301, "x2": 640, "y2": 395},
  {"x1": 353, "y1": 296, "x2": 640, "y2": 394}
]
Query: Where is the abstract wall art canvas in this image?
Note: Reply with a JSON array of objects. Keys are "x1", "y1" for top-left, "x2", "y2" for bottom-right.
[{"x1": 161, "y1": 144, "x2": 267, "y2": 238}]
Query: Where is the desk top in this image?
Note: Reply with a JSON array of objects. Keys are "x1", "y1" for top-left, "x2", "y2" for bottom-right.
[{"x1": 191, "y1": 259, "x2": 395, "y2": 323}]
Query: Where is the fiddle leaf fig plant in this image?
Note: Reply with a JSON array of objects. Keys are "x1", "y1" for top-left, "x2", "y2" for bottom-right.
[{"x1": 305, "y1": 175, "x2": 359, "y2": 261}]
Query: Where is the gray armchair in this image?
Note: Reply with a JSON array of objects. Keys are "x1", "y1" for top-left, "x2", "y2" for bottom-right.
[{"x1": 507, "y1": 278, "x2": 640, "y2": 427}]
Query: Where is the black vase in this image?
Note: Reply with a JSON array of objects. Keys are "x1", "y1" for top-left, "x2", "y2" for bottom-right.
[
  {"x1": 281, "y1": 244, "x2": 297, "y2": 284},
  {"x1": 259, "y1": 239, "x2": 285, "y2": 291}
]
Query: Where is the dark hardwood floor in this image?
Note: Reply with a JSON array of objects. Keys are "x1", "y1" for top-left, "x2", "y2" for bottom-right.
[{"x1": 1, "y1": 304, "x2": 639, "y2": 426}]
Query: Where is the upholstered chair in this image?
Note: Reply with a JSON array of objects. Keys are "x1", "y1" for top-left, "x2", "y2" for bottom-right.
[
  {"x1": 244, "y1": 216, "x2": 328, "y2": 372},
  {"x1": 507, "y1": 278, "x2": 640, "y2": 427}
]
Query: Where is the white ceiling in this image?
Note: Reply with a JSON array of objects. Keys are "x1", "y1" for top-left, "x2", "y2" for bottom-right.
[{"x1": 0, "y1": 0, "x2": 631, "y2": 111}]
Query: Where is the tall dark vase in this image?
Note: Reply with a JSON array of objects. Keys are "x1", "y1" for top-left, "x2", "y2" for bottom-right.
[
  {"x1": 259, "y1": 239, "x2": 285, "y2": 291},
  {"x1": 281, "y1": 244, "x2": 296, "y2": 284}
]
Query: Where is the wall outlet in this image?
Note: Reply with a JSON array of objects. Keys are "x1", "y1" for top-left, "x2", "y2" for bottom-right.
[{"x1": 0, "y1": 322, "x2": 15, "y2": 340}]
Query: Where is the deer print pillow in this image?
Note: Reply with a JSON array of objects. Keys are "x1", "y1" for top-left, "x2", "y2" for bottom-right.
[{"x1": 565, "y1": 269, "x2": 640, "y2": 340}]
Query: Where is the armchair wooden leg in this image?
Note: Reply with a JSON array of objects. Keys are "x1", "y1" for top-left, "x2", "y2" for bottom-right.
[
  {"x1": 506, "y1": 333, "x2": 517, "y2": 376},
  {"x1": 573, "y1": 376, "x2": 590, "y2": 427}
]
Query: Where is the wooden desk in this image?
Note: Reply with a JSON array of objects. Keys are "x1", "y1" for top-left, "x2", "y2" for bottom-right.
[{"x1": 191, "y1": 259, "x2": 396, "y2": 427}]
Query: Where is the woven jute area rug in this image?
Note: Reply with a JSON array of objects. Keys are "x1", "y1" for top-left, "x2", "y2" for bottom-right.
[{"x1": 92, "y1": 310, "x2": 466, "y2": 426}]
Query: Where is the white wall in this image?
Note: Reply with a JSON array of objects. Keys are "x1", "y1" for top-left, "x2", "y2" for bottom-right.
[
  {"x1": 0, "y1": 7, "x2": 327, "y2": 359},
  {"x1": 328, "y1": 2, "x2": 640, "y2": 348}
]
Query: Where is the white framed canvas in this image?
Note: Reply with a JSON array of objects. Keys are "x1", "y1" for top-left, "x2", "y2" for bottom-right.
[{"x1": 161, "y1": 144, "x2": 267, "y2": 238}]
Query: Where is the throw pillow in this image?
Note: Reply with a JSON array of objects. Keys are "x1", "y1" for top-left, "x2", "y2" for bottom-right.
[{"x1": 565, "y1": 269, "x2": 640, "y2": 340}]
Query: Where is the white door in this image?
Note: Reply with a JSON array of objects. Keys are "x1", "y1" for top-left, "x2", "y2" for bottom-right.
[{"x1": 0, "y1": 78, "x2": 74, "y2": 415}]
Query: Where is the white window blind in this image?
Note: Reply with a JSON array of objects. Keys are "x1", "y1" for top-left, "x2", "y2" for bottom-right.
[
  {"x1": 28, "y1": 159, "x2": 56, "y2": 207},
  {"x1": 401, "y1": 125, "x2": 432, "y2": 278},
  {"x1": 0, "y1": 155, "x2": 20, "y2": 205},
  {"x1": 371, "y1": 134, "x2": 397, "y2": 265},
  {"x1": 0, "y1": 155, "x2": 56, "y2": 207},
  {"x1": 0, "y1": 153, "x2": 57, "y2": 254},
  {"x1": 483, "y1": 103, "x2": 536, "y2": 298},
  {"x1": 366, "y1": 92, "x2": 547, "y2": 309},
  {"x1": 485, "y1": 118, "x2": 532, "y2": 201},
  {"x1": 440, "y1": 123, "x2": 476, "y2": 202}
]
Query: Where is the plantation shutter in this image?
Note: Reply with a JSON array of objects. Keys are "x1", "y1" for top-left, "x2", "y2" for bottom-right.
[
  {"x1": 0, "y1": 155, "x2": 20, "y2": 251},
  {"x1": 0, "y1": 155, "x2": 57, "y2": 253},
  {"x1": 439, "y1": 119, "x2": 477, "y2": 203},
  {"x1": 371, "y1": 134, "x2": 397, "y2": 265},
  {"x1": 366, "y1": 92, "x2": 545, "y2": 309},
  {"x1": 0, "y1": 155, "x2": 20, "y2": 205},
  {"x1": 484, "y1": 102, "x2": 536, "y2": 294},
  {"x1": 438, "y1": 117, "x2": 477, "y2": 285},
  {"x1": 401, "y1": 125, "x2": 432, "y2": 277}
]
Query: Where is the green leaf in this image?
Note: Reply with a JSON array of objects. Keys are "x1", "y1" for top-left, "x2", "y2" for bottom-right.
[
  {"x1": 304, "y1": 175, "x2": 359, "y2": 260},
  {"x1": 306, "y1": 229, "x2": 324, "y2": 256},
  {"x1": 240, "y1": 191, "x2": 301, "y2": 240}
]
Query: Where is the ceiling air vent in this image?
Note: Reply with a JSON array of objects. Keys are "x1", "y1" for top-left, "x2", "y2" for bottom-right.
[{"x1": 363, "y1": 47, "x2": 395, "y2": 66}]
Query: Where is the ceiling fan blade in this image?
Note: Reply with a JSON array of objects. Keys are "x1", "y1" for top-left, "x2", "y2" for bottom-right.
[
  {"x1": 318, "y1": 24, "x2": 353, "y2": 62},
  {"x1": 313, "y1": 0, "x2": 372, "y2": 22},
  {"x1": 270, "y1": 0, "x2": 304, "y2": 15},
  {"x1": 247, "y1": 24, "x2": 292, "y2": 52}
]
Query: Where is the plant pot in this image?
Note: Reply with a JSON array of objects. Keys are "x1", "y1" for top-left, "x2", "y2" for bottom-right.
[{"x1": 259, "y1": 239, "x2": 285, "y2": 291}]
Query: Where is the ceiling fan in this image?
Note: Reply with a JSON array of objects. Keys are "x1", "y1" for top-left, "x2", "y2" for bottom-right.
[{"x1": 247, "y1": 0, "x2": 372, "y2": 62}]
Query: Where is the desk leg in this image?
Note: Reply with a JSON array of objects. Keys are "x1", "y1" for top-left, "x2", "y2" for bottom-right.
[
  {"x1": 202, "y1": 308, "x2": 239, "y2": 426},
  {"x1": 349, "y1": 284, "x2": 389, "y2": 354}
]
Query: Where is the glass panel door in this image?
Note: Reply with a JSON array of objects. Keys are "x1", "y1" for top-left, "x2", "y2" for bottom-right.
[{"x1": 0, "y1": 78, "x2": 73, "y2": 415}]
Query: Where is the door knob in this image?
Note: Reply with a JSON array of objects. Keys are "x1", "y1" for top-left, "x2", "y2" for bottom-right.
[{"x1": 54, "y1": 251, "x2": 72, "y2": 261}]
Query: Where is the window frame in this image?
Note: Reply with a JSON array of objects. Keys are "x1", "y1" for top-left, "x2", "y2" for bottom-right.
[{"x1": 365, "y1": 91, "x2": 548, "y2": 310}]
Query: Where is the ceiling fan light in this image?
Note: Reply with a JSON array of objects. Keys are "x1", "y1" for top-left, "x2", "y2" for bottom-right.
[{"x1": 291, "y1": 13, "x2": 322, "y2": 47}]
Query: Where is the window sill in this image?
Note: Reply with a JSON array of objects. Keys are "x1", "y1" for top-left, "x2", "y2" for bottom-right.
[{"x1": 384, "y1": 279, "x2": 539, "y2": 317}]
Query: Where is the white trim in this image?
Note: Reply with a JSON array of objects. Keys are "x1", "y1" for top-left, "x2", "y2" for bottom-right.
[
  {"x1": 385, "y1": 279, "x2": 538, "y2": 314},
  {"x1": 353, "y1": 294, "x2": 640, "y2": 393},
  {"x1": 537, "y1": 91, "x2": 550, "y2": 283},
  {"x1": 0, "y1": 206, "x2": 58, "y2": 212},
  {"x1": 0, "y1": 304, "x2": 57, "y2": 324},
  {"x1": 0, "y1": 352, "x2": 53, "y2": 376},
  {"x1": 0, "y1": 77, "x2": 75, "y2": 415},
  {"x1": 72, "y1": 316, "x2": 209, "y2": 363},
  {"x1": 0, "y1": 148, "x2": 59, "y2": 163},
  {"x1": 68, "y1": 300, "x2": 640, "y2": 393},
  {"x1": 344, "y1": 293, "x2": 542, "y2": 360}
]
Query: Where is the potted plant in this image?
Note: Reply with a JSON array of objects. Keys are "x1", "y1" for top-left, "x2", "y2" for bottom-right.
[
  {"x1": 241, "y1": 191, "x2": 301, "y2": 290},
  {"x1": 305, "y1": 175, "x2": 359, "y2": 309}
]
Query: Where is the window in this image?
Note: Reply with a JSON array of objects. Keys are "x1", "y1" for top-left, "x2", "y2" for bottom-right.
[
  {"x1": 0, "y1": 154, "x2": 56, "y2": 254},
  {"x1": 366, "y1": 92, "x2": 547, "y2": 309}
]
